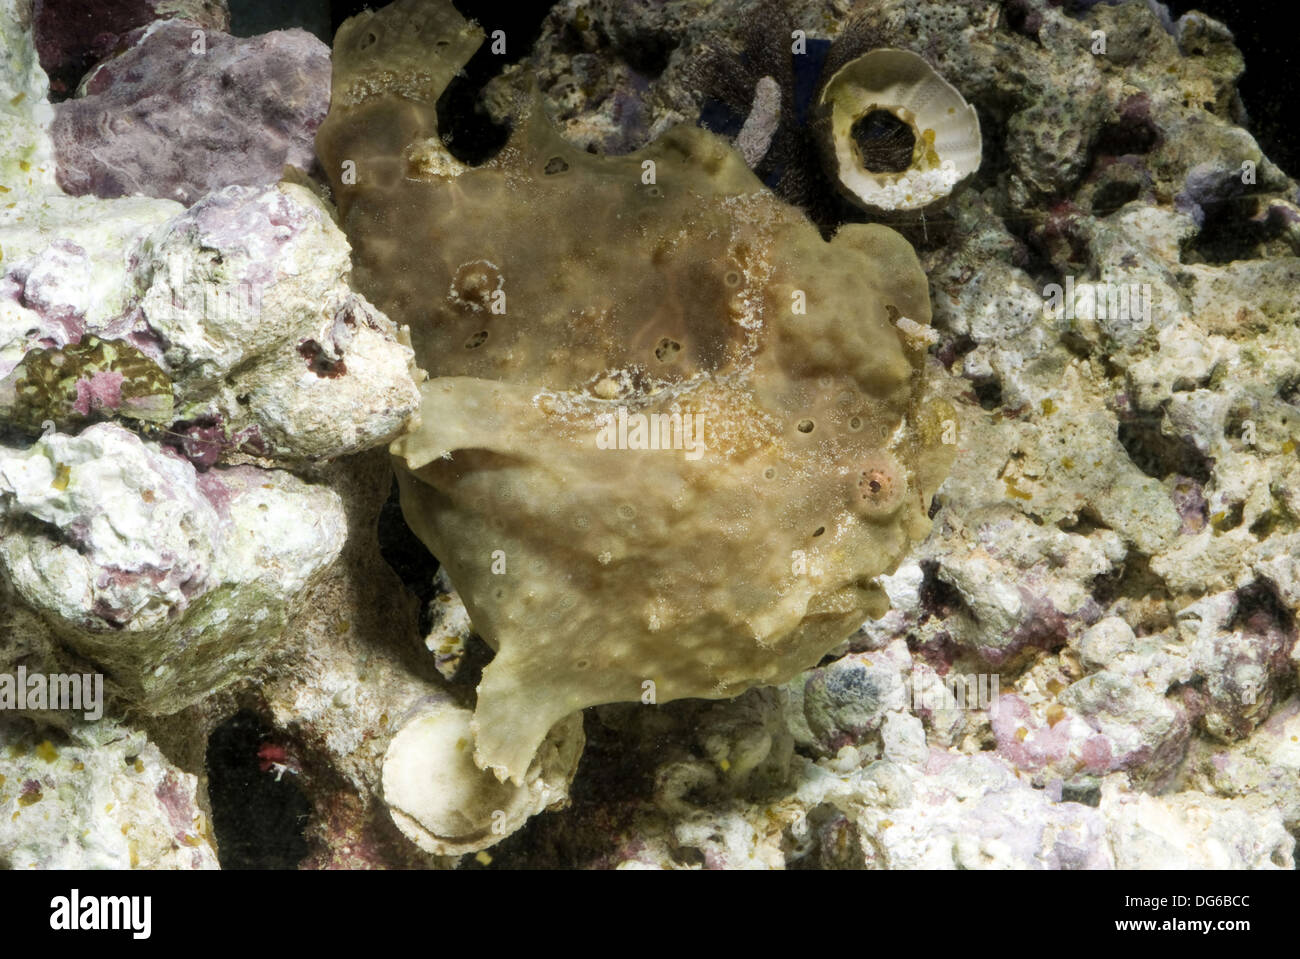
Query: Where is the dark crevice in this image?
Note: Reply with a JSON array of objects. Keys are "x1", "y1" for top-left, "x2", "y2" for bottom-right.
[
  {"x1": 376, "y1": 477, "x2": 440, "y2": 635},
  {"x1": 1002, "y1": 0, "x2": 1044, "y2": 39},
  {"x1": 1229, "y1": 579, "x2": 1295, "y2": 637},
  {"x1": 612, "y1": 26, "x2": 676, "y2": 79},
  {"x1": 1090, "y1": 552, "x2": 1170, "y2": 610},
  {"x1": 1117, "y1": 415, "x2": 1213, "y2": 483},
  {"x1": 228, "y1": 0, "x2": 332, "y2": 40},
  {"x1": 1188, "y1": 196, "x2": 1286, "y2": 264},
  {"x1": 1091, "y1": 175, "x2": 1142, "y2": 217},
  {"x1": 972, "y1": 376, "x2": 1004, "y2": 411},
  {"x1": 784, "y1": 803, "x2": 867, "y2": 868},
  {"x1": 1057, "y1": 505, "x2": 1113, "y2": 536},
  {"x1": 325, "y1": 1, "x2": 553, "y2": 166},
  {"x1": 205, "y1": 709, "x2": 311, "y2": 869},
  {"x1": 918, "y1": 560, "x2": 969, "y2": 622},
  {"x1": 1212, "y1": 499, "x2": 1244, "y2": 532},
  {"x1": 1249, "y1": 504, "x2": 1284, "y2": 540},
  {"x1": 1059, "y1": 329, "x2": 1095, "y2": 361},
  {"x1": 1093, "y1": 107, "x2": 1160, "y2": 158},
  {"x1": 433, "y1": 1, "x2": 556, "y2": 165},
  {"x1": 936, "y1": 333, "x2": 977, "y2": 371}
]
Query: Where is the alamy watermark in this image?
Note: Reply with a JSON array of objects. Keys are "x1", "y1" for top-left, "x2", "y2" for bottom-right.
[
  {"x1": 912, "y1": 671, "x2": 1000, "y2": 715},
  {"x1": 50, "y1": 890, "x2": 150, "y2": 939},
  {"x1": 153, "y1": 251, "x2": 261, "y2": 325},
  {"x1": 595, "y1": 406, "x2": 707, "y2": 461},
  {"x1": 0, "y1": 666, "x2": 103, "y2": 721},
  {"x1": 1043, "y1": 275, "x2": 1152, "y2": 329}
]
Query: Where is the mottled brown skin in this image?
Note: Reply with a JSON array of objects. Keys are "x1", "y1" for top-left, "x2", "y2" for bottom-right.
[{"x1": 317, "y1": 0, "x2": 952, "y2": 782}]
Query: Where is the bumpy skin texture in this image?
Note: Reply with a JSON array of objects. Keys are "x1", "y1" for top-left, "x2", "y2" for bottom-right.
[{"x1": 318, "y1": 0, "x2": 952, "y2": 783}]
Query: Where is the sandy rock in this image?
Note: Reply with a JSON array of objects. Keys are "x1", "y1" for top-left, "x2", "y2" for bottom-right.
[
  {"x1": 0, "y1": 715, "x2": 218, "y2": 869},
  {"x1": 0, "y1": 423, "x2": 346, "y2": 712},
  {"x1": 1101, "y1": 777, "x2": 1293, "y2": 869}
]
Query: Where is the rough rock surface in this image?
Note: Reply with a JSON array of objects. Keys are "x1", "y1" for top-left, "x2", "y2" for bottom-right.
[
  {"x1": 1, "y1": 193, "x2": 181, "y2": 370},
  {"x1": 0, "y1": 0, "x2": 435, "y2": 868},
  {"x1": 1, "y1": 0, "x2": 58, "y2": 198},
  {"x1": 0, "y1": 181, "x2": 422, "y2": 464},
  {"x1": 0, "y1": 423, "x2": 347, "y2": 712},
  {"x1": 53, "y1": 19, "x2": 329, "y2": 205},
  {"x1": 0, "y1": 715, "x2": 217, "y2": 869},
  {"x1": 131, "y1": 181, "x2": 424, "y2": 462}
]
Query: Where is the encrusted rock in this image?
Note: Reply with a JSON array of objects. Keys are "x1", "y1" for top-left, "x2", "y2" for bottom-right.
[
  {"x1": 2, "y1": 182, "x2": 422, "y2": 464},
  {"x1": 0, "y1": 716, "x2": 218, "y2": 868},
  {"x1": 0, "y1": 423, "x2": 346, "y2": 712},
  {"x1": 423, "y1": 568, "x2": 475, "y2": 681},
  {"x1": 1187, "y1": 695, "x2": 1300, "y2": 834},
  {"x1": 0, "y1": 0, "x2": 58, "y2": 198},
  {"x1": 1100, "y1": 778, "x2": 1293, "y2": 869},
  {"x1": 789, "y1": 640, "x2": 911, "y2": 757},
  {"x1": 53, "y1": 19, "x2": 329, "y2": 205},
  {"x1": 131, "y1": 182, "x2": 424, "y2": 462},
  {"x1": 32, "y1": 0, "x2": 230, "y2": 98},
  {"x1": 1, "y1": 194, "x2": 182, "y2": 358}
]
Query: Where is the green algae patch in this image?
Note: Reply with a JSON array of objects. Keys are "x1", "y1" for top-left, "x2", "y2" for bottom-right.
[{"x1": 0, "y1": 336, "x2": 173, "y2": 434}]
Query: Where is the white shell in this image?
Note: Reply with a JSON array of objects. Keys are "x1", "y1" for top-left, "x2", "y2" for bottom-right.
[
  {"x1": 382, "y1": 702, "x2": 584, "y2": 856},
  {"x1": 816, "y1": 48, "x2": 982, "y2": 211}
]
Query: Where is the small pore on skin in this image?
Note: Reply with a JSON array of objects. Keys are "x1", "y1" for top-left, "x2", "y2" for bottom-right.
[{"x1": 855, "y1": 451, "x2": 906, "y2": 519}]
